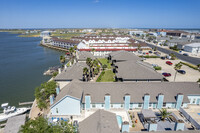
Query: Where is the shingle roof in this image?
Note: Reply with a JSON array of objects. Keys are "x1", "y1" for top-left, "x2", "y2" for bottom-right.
[
  {"x1": 4, "y1": 114, "x2": 26, "y2": 133},
  {"x1": 77, "y1": 51, "x2": 96, "y2": 61},
  {"x1": 110, "y1": 51, "x2": 163, "y2": 80},
  {"x1": 54, "y1": 62, "x2": 88, "y2": 81},
  {"x1": 52, "y1": 82, "x2": 200, "y2": 105},
  {"x1": 115, "y1": 60, "x2": 163, "y2": 80},
  {"x1": 78, "y1": 109, "x2": 120, "y2": 133}
]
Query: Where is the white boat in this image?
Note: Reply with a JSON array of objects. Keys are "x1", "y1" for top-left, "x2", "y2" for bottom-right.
[{"x1": 0, "y1": 103, "x2": 30, "y2": 122}]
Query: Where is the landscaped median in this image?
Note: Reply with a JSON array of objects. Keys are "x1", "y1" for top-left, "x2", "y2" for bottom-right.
[{"x1": 180, "y1": 61, "x2": 200, "y2": 71}]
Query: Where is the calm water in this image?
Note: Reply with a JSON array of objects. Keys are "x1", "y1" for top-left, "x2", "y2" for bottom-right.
[{"x1": 0, "y1": 32, "x2": 63, "y2": 107}]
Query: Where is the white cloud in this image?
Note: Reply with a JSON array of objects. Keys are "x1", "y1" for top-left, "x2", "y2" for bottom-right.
[{"x1": 94, "y1": 0, "x2": 100, "y2": 3}]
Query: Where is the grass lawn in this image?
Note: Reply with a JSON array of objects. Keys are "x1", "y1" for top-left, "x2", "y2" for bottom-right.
[
  {"x1": 96, "y1": 70, "x2": 115, "y2": 82},
  {"x1": 51, "y1": 33, "x2": 83, "y2": 39},
  {"x1": 98, "y1": 58, "x2": 111, "y2": 69}
]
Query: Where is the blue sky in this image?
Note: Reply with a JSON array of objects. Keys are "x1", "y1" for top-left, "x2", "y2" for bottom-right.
[{"x1": 0, "y1": 0, "x2": 200, "y2": 28}]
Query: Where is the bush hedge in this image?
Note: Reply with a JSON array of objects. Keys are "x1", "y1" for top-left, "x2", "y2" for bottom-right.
[
  {"x1": 154, "y1": 66, "x2": 162, "y2": 70},
  {"x1": 139, "y1": 55, "x2": 159, "y2": 58},
  {"x1": 180, "y1": 62, "x2": 199, "y2": 71}
]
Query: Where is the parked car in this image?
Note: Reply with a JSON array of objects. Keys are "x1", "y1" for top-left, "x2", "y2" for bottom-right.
[
  {"x1": 138, "y1": 51, "x2": 142, "y2": 54},
  {"x1": 177, "y1": 70, "x2": 186, "y2": 74},
  {"x1": 166, "y1": 61, "x2": 173, "y2": 65},
  {"x1": 152, "y1": 64, "x2": 158, "y2": 67},
  {"x1": 161, "y1": 57, "x2": 166, "y2": 60},
  {"x1": 149, "y1": 51, "x2": 153, "y2": 53},
  {"x1": 183, "y1": 53, "x2": 189, "y2": 56},
  {"x1": 162, "y1": 72, "x2": 171, "y2": 77}
]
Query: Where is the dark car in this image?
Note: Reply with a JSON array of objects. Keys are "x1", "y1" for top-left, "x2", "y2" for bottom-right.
[
  {"x1": 166, "y1": 61, "x2": 173, "y2": 65},
  {"x1": 161, "y1": 57, "x2": 166, "y2": 60},
  {"x1": 149, "y1": 51, "x2": 153, "y2": 53},
  {"x1": 162, "y1": 72, "x2": 171, "y2": 77},
  {"x1": 183, "y1": 53, "x2": 189, "y2": 56},
  {"x1": 177, "y1": 70, "x2": 186, "y2": 74}
]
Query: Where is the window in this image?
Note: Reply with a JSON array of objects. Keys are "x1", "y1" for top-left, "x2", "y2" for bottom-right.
[
  {"x1": 149, "y1": 103, "x2": 152, "y2": 107},
  {"x1": 92, "y1": 104, "x2": 96, "y2": 108},
  {"x1": 138, "y1": 103, "x2": 142, "y2": 107},
  {"x1": 163, "y1": 103, "x2": 166, "y2": 107},
  {"x1": 101, "y1": 104, "x2": 104, "y2": 107},
  {"x1": 121, "y1": 104, "x2": 124, "y2": 108},
  {"x1": 193, "y1": 99, "x2": 196, "y2": 104},
  {"x1": 56, "y1": 108, "x2": 58, "y2": 113},
  {"x1": 111, "y1": 104, "x2": 113, "y2": 108}
]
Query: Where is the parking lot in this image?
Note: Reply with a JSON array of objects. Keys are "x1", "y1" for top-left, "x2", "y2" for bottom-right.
[{"x1": 144, "y1": 57, "x2": 200, "y2": 82}]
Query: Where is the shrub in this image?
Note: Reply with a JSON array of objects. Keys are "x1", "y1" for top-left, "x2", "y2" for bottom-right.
[
  {"x1": 197, "y1": 78, "x2": 200, "y2": 82},
  {"x1": 52, "y1": 71, "x2": 58, "y2": 77},
  {"x1": 139, "y1": 55, "x2": 159, "y2": 58},
  {"x1": 180, "y1": 62, "x2": 199, "y2": 70},
  {"x1": 154, "y1": 66, "x2": 162, "y2": 70},
  {"x1": 132, "y1": 123, "x2": 135, "y2": 128}
]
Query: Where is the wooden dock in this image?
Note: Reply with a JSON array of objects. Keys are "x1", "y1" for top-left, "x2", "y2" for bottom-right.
[
  {"x1": 40, "y1": 43, "x2": 69, "y2": 52},
  {"x1": 19, "y1": 101, "x2": 34, "y2": 106}
]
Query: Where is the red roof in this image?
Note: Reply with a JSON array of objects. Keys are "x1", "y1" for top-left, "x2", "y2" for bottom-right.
[{"x1": 79, "y1": 49, "x2": 137, "y2": 52}]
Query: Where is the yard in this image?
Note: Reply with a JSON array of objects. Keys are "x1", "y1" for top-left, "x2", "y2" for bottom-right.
[
  {"x1": 98, "y1": 58, "x2": 111, "y2": 69},
  {"x1": 96, "y1": 70, "x2": 115, "y2": 82}
]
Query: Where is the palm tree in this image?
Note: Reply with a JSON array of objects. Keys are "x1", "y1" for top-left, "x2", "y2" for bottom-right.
[
  {"x1": 137, "y1": 44, "x2": 141, "y2": 51},
  {"x1": 91, "y1": 48, "x2": 96, "y2": 55},
  {"x1": 159, "y1": 108, "x2": 172, "y2": 121},
  {"x1": 86, "y1": 58, "x2": 92, "y2": 79},
  {"x1": 174, "y1": 62, "x2": 182, "y2": 81},
  {"x1": 83, "y1": 67, "x2": 89, "y2": 81},
  {"x1": 60, "y1": 55, "x2": 65, "y2": 66}
]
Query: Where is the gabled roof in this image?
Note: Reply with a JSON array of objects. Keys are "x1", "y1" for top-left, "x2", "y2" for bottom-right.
[
  {"x1": 110, "y1": 50, "x2": 141, "y2": 61},
  {"x1": 79, "y1": 109, "x2": 120, "y2": 133},
  {"x1": 77, "y1": 51, "x2": 96, "y2": 61},
  {"x1": 52, "y1": 82, "x2": 200, "y2": 105},
  {"x1": 115, "y1": 60, "x2": 163, "y2": 80},
  {"x1": 54, "y1": 62, "x2": 88, "y2": 81}
]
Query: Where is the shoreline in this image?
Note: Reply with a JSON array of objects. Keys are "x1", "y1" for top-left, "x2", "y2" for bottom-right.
[{"x1": 40, "y1": 43, "x2": 69, "y2": 52}]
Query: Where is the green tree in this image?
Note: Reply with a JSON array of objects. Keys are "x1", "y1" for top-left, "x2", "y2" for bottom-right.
[
  {"x1": 169, "y1": 53, "x2": 176, "y2": 60},
  {"x1": 20, "y1": 116, "x2": 76, "y2": 133},
  {"x1": 91, "y1": 48, "x2": 96, "y2": 55},
  {"x1": 60, "y1": 55, "x2": 65, "y2": 64},
  {"x1": 86, "y1": 58, "x2": 92, "y2": 79},
  {"x1": 197, "y1": 78, "x2": 200, "y2": 82},
  {"x1": 137, "y1": 44, "x2": 141, "y2": 51},
  {"x1": 174, "y1": 62, "x2": 182, "y2": 81},
  {"x1": 34, "y1": 81, "x2": 57, "y2": 110},
  {"x1": 159, "y1": 108, "x2": 172, "y2": 121},
  {"x1": 83, "y1": 67, "x2": 89, "y2": 82}
]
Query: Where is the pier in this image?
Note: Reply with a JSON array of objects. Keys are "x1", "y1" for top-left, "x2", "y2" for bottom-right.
[{"x1": 19, "y1": 101, "x2": 34, "y2": 106}]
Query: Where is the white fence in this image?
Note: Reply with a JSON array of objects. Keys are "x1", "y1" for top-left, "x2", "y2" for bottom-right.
[{"x1": 180, "y1": 107, "x2": 200, "y2": 130}]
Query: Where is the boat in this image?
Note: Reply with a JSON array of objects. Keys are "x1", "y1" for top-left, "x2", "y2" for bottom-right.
[{"x1": 0, "y1": 103, "x2": 30, "y2": 122}]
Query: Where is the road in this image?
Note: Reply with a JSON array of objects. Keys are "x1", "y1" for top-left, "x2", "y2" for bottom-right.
[{"x1": 146, "y1": 43, "x2": 200, "y2": 65}]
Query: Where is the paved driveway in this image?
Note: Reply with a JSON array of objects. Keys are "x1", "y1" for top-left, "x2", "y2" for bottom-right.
[
  {"x1": 144, "y1": 58, "x2": 200, "y2": 82},
  {"x1": 146, "y1": 43, "x2": 200, "y2": 65}
]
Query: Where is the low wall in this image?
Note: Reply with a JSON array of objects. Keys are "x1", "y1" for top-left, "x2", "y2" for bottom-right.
[{"x1": 180, "y1": 107, "x2": 200, "y2": 130}]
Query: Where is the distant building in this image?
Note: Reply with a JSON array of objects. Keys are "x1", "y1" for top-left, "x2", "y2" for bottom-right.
[
  {"x1": 183, "y1": 43, "x2": 200, "y2": 53},
  {"x1": 40, "y1": 31, "x2": 51, "y2": 37},
  {"x1": 77, "y1": 35, "x2": 149, "y2": 56},
  {"x1": 50, "y1": 37, "x2": 80, "y2": 49},
  {"x1": 166, "y1": 30, "x2": 187, "y2": 37}
]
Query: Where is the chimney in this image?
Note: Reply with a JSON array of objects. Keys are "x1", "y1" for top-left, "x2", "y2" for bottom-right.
[
  {"x1": 58, "y1": 68, "x2": 61, "y2": 74},
  {"x1": 176, "y1": 93, "x2": 184, "y2": 110},
  {"x1": 121, "y1": 121, "x2": 129, "y2": 133},
  {"x1": 174, "y1": 119, "x2": 184, "y2": 131},
  {"x1": 56, "y1": 86, "x2": 60, "y2": 95},
  {"x1": 157, "y1": 93, "x2": 164, "y2": 109},
  {"x1": 143, "y1": 93, "x2": 150, "y2": 109},
  {"x1": 124, "y1": 94, "x2": 130, "y2": 110},
  {"x1": 148, "y1": 120, "x2": 157, "y2": 132},
  {"x1": 50, "y1": 95, "x2": 55, "y2": 105},
  {"x1": 105, "y1": 93, "x2": 111, "y2": 110},
  {"x1": 85, "y1": 94, "x2": 91, "y2": 110}
]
